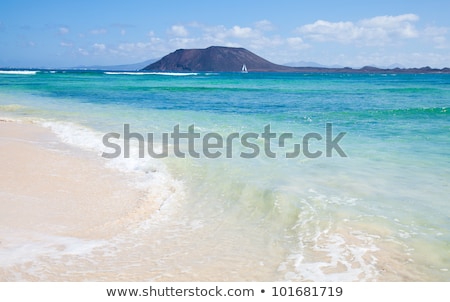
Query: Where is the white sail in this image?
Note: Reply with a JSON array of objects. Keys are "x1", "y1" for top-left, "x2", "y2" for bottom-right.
[{"x1": 241, "y1": 64, "x2": 248, "y2": 73}]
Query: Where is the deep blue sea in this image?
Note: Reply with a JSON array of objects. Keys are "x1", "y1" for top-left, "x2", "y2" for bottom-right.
[{"x1": 0, "y1": 70, "x2": 449, "y2": 281}]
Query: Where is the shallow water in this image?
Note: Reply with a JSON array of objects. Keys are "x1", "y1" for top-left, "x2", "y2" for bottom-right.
[{"x1": 0, "y1": 70, "x2": 449, "y2": 281}]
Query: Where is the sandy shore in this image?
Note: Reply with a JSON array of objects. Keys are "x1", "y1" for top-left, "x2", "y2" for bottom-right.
[
  {"x1": 0, "y1": 120, "x2": 283, "y2": 282},
  {"x1": 0, "y1": 121, "x2": 439, "y2": 282},
  {"x1": 0, "y1": 120, "x2": 149, "y2": 240}
]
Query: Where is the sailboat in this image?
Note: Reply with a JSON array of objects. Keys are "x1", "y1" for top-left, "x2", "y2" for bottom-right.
[{"x1": 241, "y1": 64, "x2": 248, "y2": 73}]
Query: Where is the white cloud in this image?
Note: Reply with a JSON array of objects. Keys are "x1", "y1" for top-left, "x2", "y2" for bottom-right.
[
  {"x1": 104, "y1": 22, "x2": 287, "y2": 61},
  {"x1": 228, "y1": 26, "x2": 254, "y2": 38},
  {"x1": 298, "y1": 20, "x2": 356, "y2": 43},
  {"x1": 61, "y1": 16, "x2": 449, "y2": 68},
  {"x1": 201, "y1": 24, "x2": 257, "y2": 40},
  {"x1": 156, "y1": 22, "x2": 312, "y2": 63},
  {"x1": 58, "y1": 27, "x2": 69, "y2": 35},
  {"x1": 168, "y1": 25, "x2": 189, "y2": 37},
  {"x1": 286, "y1": 37, "x2": 310, "y2": 49},
  {"x1": 423, "y1": 26, "x2": 448, "y2": 36},
  {"x1": 359, "y1": 14, "x2": 418, "y2": 28},
  {"x1": 118, "y1": 42, "x2": 149, "y2": 52},
  {"x1": 78, "y1": 48, "x2": 89, "y2": 56},
  {"x1": 361, "y1": 14, "x2": 419, "y2": 39},
  {"x1": 90, "y1": 28, "x2": 107, "y2": 35},
  {"x1": 423, "y1": 26, "x2": 449, "y2": 49},
  {"x1": 296, "y1": 14, "x2": 420, "y2": 45},
  {"x1": 249, "y1": 35, "x2": 284, "y2": 49},
  {"x1": 254, "y1": 20, "x2": 274, "y2": 31},
  {"x1": 60, "y1": 42, "x2": 73, "y2": 47},
  {"x1": 114, "y1": 37, "x2": 167, "y2": 60},
  {"x1": 117, "y1": 22, "x2": 312, "y2": 63},
  {"x1": 93, "y1": 43, "x2": 106, "y2": 51},
  {"x1": 120, "y1": 29, "x2": 126, "y2": 36},
  {"x1": 168, "y1": 37, "x2": 202, "y2": 49}
]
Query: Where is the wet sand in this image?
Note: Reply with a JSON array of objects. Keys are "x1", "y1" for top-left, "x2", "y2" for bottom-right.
[
  {"x1": 0, "y1": 120, "x2": 285, "y2": 281},
  {"x1": 0, "y1": 120, "x2": 151, "y2": 280},
  {"x1": 0, "y1": 120, "x2": 146, "y2": 239},
  {"x1": 0, "y1": 120, "x2": 441, "y2": 282}
]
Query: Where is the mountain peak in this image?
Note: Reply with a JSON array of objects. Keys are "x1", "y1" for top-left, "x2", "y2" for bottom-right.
[{"x1": 142, "y1": 46, "x2": 293, "y2": 72}]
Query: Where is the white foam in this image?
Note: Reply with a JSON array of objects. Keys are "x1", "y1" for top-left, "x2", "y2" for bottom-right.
[
  {"x1": 0, "y1": 70, "x2": 38, "y2": 75},
  {"x1": 104, "y1": 71, "x2": 199, "y2": 76},
  {"x1": 283, "y1": 229, "x2": 379, "y2": 281},
  {"x1": 281, "y1": 190, "x2": 380, "y2": 281},
  {"x1": 104, "y1": 72, "x2": 148, "y2": 75},
  {"x1": 294, "y1": 233, "x2": 378, "y2": 281},
  {"x1": 145, "y1": 72, "x2": 199, "y2": 76},
  {"x1": 0, "y1": 231, "x2": 106, "y2": 267},
  {"x1": 39, "y1": 120, "x2": 184, "y2": 210}
]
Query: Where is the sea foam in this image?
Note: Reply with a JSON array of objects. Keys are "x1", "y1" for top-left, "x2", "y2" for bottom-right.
[
  {"x1": 104, "y1": 71, "x2": 199, "y2": 76},
  {"x1": 0, "y1": 70, "x2": 38, "y2": 75},
  {"x1": 40, "y1": 120, "x2": 184, "y2": 211}
]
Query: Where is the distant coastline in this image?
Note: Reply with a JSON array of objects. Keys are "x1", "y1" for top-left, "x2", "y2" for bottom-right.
[
  {"x1": 2, "y1": 66, "x2": 449, "y2": 74},
  {"x1": 264, "y1": 65, "x2": 450, "y2": 74},
  {"x1": 142, "y1": 46, "x2": 450, "y2": 74}
]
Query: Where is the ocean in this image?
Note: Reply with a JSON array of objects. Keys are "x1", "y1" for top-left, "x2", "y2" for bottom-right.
[{"x1": 0, "y1": 70, "x2": 449, "y2": 281}]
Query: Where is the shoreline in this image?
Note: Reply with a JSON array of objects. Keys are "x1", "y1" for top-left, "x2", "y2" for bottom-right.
[
  {"x1": 0, "y1": 89, "x2": 447, "y2": 281},
  {"x1": 0, "y1": 120, "x2": 150, "y2": 280},
  {"x1": 0, "y1": 119, "x2": 437, "y2": 281},
  {"x1": 0, "y1": 120, "x2": 146, "y2": 239}
]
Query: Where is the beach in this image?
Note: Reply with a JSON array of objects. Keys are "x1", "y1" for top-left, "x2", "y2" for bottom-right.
[
  {"x1": 0, "y1": 120, "x2": 145, "y2": 236},
  {"x1": 0, "y1": 120, "x2": 146, "y2": 280},
  {"x1": 0, "y1": 71, "x2": 448, "y2": 281},
  {"x1": 0, "y1": 120, "x2": 285, "y2": 281}
]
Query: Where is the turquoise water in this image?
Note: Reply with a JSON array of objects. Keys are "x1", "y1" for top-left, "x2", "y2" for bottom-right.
[{"x1": 0, "y1": 70, "x2": 449, "y2": 281}]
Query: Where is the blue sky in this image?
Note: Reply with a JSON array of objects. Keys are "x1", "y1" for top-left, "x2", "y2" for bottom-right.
[{"x1": 1, "y1": 0, "x2": 449, "y2": 68}]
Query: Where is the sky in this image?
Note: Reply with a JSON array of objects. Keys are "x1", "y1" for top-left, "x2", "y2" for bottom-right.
[{"x1": 1, "y1": 0, "x2": 449, "y2": 68}]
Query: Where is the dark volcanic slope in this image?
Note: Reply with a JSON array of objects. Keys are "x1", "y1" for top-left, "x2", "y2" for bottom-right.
[{"x1": 143, "y1": 46, "x2": 294, "y2": 72}]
